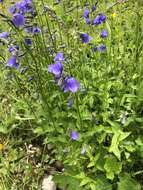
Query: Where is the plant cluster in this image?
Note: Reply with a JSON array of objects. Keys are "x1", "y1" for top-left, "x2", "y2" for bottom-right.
[{"x1": 0, "y1": 0, "x2": 143, "y2": 189}]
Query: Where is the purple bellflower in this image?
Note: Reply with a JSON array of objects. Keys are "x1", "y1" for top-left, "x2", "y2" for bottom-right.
[
  {"x1": 48, "y1": 62, "x2": 63, "y2": 78},
  {"x1": 98, "y1": 44, "x2": 106, "y2": 52},
  {"x1": 93, "y1": 13, "x2": 106, "y2": 25},
  {"x1": 80, "y1": 33, "x2": 92, "y2": 43},
  {"x1": 63, "y1": 77, "x2": 80, "y2": 93},
  {"x1": 9, "y1": 5, "x2": 17, "y2": 14},
  {"x1": 8, "y1": 45, "x2": 19, "y2": 53},
  {"x1": 16, "y1": 0, "x2": 33, "y2": 14},
  {"x1": 24, "y1": 38, "x2": 32, "y2": 46},
  {"x1": 32, "y1": 26, "x2": 41, "y2": 34},
  {"x1": 12, "y1": 13, "x2": 25, "y2": 27},
  {"x1": 85, "y1": 18, "x2": 90, "y2": 24},
  {"x1": 0, "y1": 32, "x2": 9, "y2": 39},
  {"x1": 92, "y1": 5, "x2": 96, "y2": 12},
  {"x1": 71, "y1": 131, "x2": 79, "y2": 141},
  {"x1": 100, "y1": 30, "x2": 108, "y2": 38},
  {"x1": 6, "y1": 55, "x2": 19, "y2": 69},
  {"x1": 84, "y1": 8, "x2": 90, "y2": 18},
  {"x1": 54, "y1": 52, "x2": 64, "y2": 63}
]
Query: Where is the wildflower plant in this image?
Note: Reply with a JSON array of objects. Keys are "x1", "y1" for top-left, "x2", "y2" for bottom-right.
[{"x1": 0, "y1": 0, "x2": 143, "y2": 189}]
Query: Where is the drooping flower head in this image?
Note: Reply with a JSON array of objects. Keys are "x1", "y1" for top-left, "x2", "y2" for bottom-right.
[
  {"x1": 12, "y1": 13, "x2": 25, "y2": 27},
  {"x1": 9, "y1": 0, "x2": 33, "y2": 15},
  {"x1": 0, "y1": 32, "x2": 9, "y2": 39},
  {"x1": 6, "y1": 55, "x2": 19, "y2": 69},
  {"x1": 84, "y1": 8, "x2": 90, "y2": 25},
  {"x1": 99, "y1": 14, "x2": 106, "y2": 22},
  {"x1": 80, "y1": 33, "x2": 92, "y2": 44},
  {"x1": 16, "y1": 0, "x2": 33, "y2": 14},
  {"x1": 98, "y1": 44, "x2": 106, "y2": 52},
  {"x1": 48, "y1": 62, "x2": 63, "y2": 78},
  {"x1": 84, "y1": 8, "x2": 90, "y2": 18},
  {"x1": 63, "y1": 77, "x2": 80, "y2": 93},
  {"x1": 54, "y1": 52, "x2": 64, "y2": 63},
  {"x1": 93, "y1": 13, "x2": 106, "y2": 25},
  {"x1": 24, "y1": 38, "x2": 32, "y2": 46},
  {"x1": 8, "y1": 45, "x2": 19, "y2": 53},
  {"x1": 71, "y1": 131, "x2": 79, "y2": 141},
  {"x1": 85, "y1": 18, "x2": 90, "y2": 25},
  {"x1": 32, "y1": 26, "x2": 41, "y2": 34},
  {"x1": 100, "y1": 30, "x2": 108, "y2": 38},
  {"x1": 92, "y1": 5, "x2": 96, "y2": 12},
  {"x1": 9, "y1": 5, "x2": 17, "y2": 14}
]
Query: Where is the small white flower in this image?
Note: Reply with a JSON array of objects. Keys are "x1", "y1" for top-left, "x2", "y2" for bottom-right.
[{"x1": 42, "y1": 175, "x2": 56, "y2": 190}]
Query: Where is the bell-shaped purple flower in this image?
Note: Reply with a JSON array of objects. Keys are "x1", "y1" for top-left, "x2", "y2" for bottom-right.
[
  {"x1": 12, "y1": 13, "x2": 25, "y2": 27},
  {"x1": 54, "y1": 52, "x2": 64, "y2": 63},
  {"x1": 84, "y1": 8, "x2": 90, "y2": 18},
  {"x1": 71, "y1": 131, "x2": 79, "y2": 141},
  {"x1": 9, "y1": 5, "x2": 17, "y2": 14},
  {"x1": 100, "y1": 30, "x2": 108, "y2": 38},
  {"x1": 92, "y1": 5, "x2": 96, "y2": 12},
  {"x1": 0, "y1": 32, "x2": 9, "y2": 39},
  {"x1": 85, "y1": 18, "x2": 90, "y2": 25},
  {"x1": 24, "y1": 38, "x2": 32, "y2": 46},
  {"x1": 93, "y1": 13, "x2": 106, "y2": 25},
  {"x1": 98, "y1": 44, "x2": 106, "y2": 52},
  {"x1": 93, "y1": 15, "x2": 101, "y2": 25},
  {"x1": 63, "y1": 77, "x2": 80, "y2": 93},
  {"x1": 8, "y1": 45, "x2": 19, "y2": 53},
  {"x1": 100, "y1": 14, "x2": 106, "y2": 22},
  {"x1": 80, "y1": 33, "x2": 92, "y2": 44},
  {"x1": 6, "y1": 55, "x2": 19, "y2": 69},
  {"x1": 16, "y1": 0, "x2": 32, "y2": 14},
  {"x1": 32, "y1": 26, "x2": 41, "y2": 34},
  {"x1": 48, "y1": 62, "x2": 63, "y2": 77}
]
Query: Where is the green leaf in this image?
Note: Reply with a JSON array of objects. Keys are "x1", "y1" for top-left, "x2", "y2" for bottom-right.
[
  {"x1": 109, "y1": 133, "x2": 121, "y2": 160},
  {"x1": 118, "y1": 174, "x2": 141, "y2": 190},
  {"x1": 80, "y1": 178, "x2": 90, "y2": 187},
  {"x1": 109, "y1": 129, "x2": 131, "y2": 160},
  {"x1": 104, "y1": 156, "x2": 122, "y2": 180},
  {"x1": 54, "y1": 174, "x2": 82, "y2": 190},
  {"x1": 0, "y1": 125, "x2": 8, "y2": 134},
  {"x1": 96, "y1": 175, "x2": 112, "y2": 190},
  {"x1": 90, "y1": 183, "x2": 96, "y2": 190}
]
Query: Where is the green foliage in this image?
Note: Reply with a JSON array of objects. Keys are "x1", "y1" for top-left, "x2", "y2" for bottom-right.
[
  {"x1": 118, "y1": 174, "x2": 141, "y2": 190},
  {"x1": 54, "y1": 174, "x2": 82, "y2": 190},
  {"x1": 104, "y1": 155, "x2": 122, "y2": 180},
  {"x1": 0, "y1": 0, "x2": 143, "y2": 189}
]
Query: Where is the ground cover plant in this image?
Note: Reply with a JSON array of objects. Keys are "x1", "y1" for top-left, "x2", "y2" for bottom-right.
[{"x1": 0, "y1": 0, "x2": 143, "y2": 189}]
